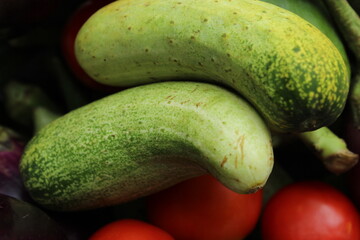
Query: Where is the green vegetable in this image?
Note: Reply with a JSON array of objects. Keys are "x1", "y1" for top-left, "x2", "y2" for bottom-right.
[
  {"x1": 262, "y1": 0, "x2": 358, "y2": 175},
  {"x1": 349, "y1": 0, "x2": 360, "y2": 15},
  {"x1": 20, "y1": 82, "x2": 273, "y2": 211},
  {"x1": 262, "y1": 0, "x2": 350, "y2": 70},
  {"x1": 75, "y1": 0, "x2": 349, "y2": 133},
  {"x1": 321, "y1": 0, "x2": 360, "y2": 128},
  {"x1": 297, "y1": 127, "x2": 358, "y2": 174},
  {"x1": 3, "y1": 80, "x2": 60, "y2": 128}
]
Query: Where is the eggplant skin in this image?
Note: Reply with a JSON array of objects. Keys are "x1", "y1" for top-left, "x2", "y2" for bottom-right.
[
  {"x1": 0, "y1": 193, "x2": 67, "y2": 240},
  {"x1": 0, "y1": 126, "x2": 30, "y2": 201}
]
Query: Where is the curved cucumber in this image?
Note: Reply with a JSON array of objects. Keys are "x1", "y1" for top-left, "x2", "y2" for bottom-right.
[
  {"x1": 20, "y1": 82, "x2": 273, "y2": 211},
  {"x1": 75, "y1": 0, "x2": 349, "y2": 133}
]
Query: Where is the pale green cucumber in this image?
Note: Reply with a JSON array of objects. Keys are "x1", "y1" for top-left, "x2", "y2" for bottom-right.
[
  {"x1": 20, "y1": 82, "x2": 273, "y2": 211},
  {"x1": 75, "y1": 0, "x2": 349, "y2": 133}
]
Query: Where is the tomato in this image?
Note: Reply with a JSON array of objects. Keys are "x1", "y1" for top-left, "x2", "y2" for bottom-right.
[
  {"x1": 146, "y1": 174, "x2": 263, "y2": 240},
  {"x1": 261, "y1": 180, "x2": 360, "y2": 240},
  {"x1": 88, "y1": 219, "x2": 175, "y2": 240},
  {"x1": 61, "y1": 0, "x2": 121, "y2": 92}
]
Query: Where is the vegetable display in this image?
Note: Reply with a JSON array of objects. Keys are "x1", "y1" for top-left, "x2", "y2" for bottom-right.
[
  {"x1": 75, "y1": 0, "x2": 349, "y2": 133},
  {"x1": 146, "y1": 174, "x2": 263, "y2": 240},
  {"x1": 262, "y1": 0, "x2": 349, "y2": 66},
  {"x1": 88, "y1": 219, "x2": 175, "y2": 240},
  {"x1": 1, "y1": 0, "x2": 360, "y2": 239},
  {"x1": 261, "y1": 181, "x2": 360, "y2": 240},
  {"x1": 61, "y1": 0, "x2": 119, "y2": 92},
  {"x1": 20, "y1": 81, "x2": 273, "y2": 211},
  {"x1": 322, "y1": 0, "x2": 360, "y2": 130}
]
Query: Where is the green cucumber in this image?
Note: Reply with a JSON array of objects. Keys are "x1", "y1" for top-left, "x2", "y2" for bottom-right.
[
  {"x1": 75, "y1": 0, "x2": 349, "y2": 133},
  {"x1": 349, "y1": 0, "x2": 360, "y2": 16},
  {"x1": 261, "y1": 0, "x2": 350, "y2": 70},
  {"x1": 20, "y1": 82, "x2": 273, "y2": 211}
]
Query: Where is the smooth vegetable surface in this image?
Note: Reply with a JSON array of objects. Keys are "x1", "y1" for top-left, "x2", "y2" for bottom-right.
[
  {"x1": 296, "y1": 127, "x2": 358, "y2": 174},
  {"x1": 20, "y1": 81, "x2": 273, "y2": 211},
  {"x1": 75, "y1": 0, "x2": 349, "y2": 133},
  {"x1": 89, "y1": 219, "x2": 175, "y2": 240},
  {"x1": 61, "y1": 0, "x2": 119, "y2": 92},
  {"x1": 2, "y1": 0, "x2": 360, "y2": 239},
  {"x1": 261, "y1": 181, "x2": 360, "y2": 240},
  {"x1": 321, "y1": 0, "x2": 360, "y2": 129},
  {"x1": 146, "y1": 174, "x2": 263, "y2": 240}
]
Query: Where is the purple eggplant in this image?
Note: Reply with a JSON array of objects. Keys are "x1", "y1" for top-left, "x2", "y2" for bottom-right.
[
  {"x1": 0, "y1": 126, "x2": 30, "y2": 201},
  {"x1": 0, "y1": 126, "x2": 110, "y2": 239},
  {"x1": 0, "y1": 193, "x2": 67, "y2": 240}
]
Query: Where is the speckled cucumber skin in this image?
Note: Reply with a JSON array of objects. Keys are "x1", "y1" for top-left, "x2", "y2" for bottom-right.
[
  {"x1": 261, "y1": 0, "x2": 350, "y2": 69},
  {"x1": 20, "y1": 82, "x2": 273, "y2": 211},
  {"x1": 75, "y1": 0, "x2": 349, "y2": 133}
]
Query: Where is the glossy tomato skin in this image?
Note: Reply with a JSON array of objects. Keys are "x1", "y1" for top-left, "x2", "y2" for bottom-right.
[
  {"x1": 146, "y1": 174, "x2": 263, "y2": 240},
  {"x1": 261, "y1": 181, "x2": 360, "y2": 240},
  {"x1": 61, "y1": 0, "x2": 121, "y2": 92},
  {"x1": 88, "y1": 219, "x2": 175, "y2": 240}
]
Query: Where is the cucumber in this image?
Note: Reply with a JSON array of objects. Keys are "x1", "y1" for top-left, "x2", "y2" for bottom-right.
[
  {"x1": 349, "y1": 0, "x2": 360, "y2": 15},
  {"x1": 20, "y1": 82, "x2": 273, "y2": 211},
  {"x1": 261, "y1": 0, "x2": 350, "y2": 70},
  {"x1": 75, "y1": 0, "x2": 349, "y2": 133}
]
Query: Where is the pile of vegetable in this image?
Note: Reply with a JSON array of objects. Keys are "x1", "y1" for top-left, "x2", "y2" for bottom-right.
[{"x1": 1, "y1": 0, "x2": 360, "y2": 239}]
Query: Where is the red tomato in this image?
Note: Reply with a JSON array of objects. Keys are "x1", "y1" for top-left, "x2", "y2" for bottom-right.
[
  {"x1": 146, "y1": 174, "x2": 263, "y2": 240},
  {"x1": 88, "y1": 219, "x2": 175, "y2": 240},
  {"x1": 261, "y1": 181, "x2": 360, "y2": 240},
  {"x1": 61, "y1": 0, "x2": 121, "y2": 92}
]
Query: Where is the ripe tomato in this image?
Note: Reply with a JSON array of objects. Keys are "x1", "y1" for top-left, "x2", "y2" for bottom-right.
[
  {"x1": 261, "y1": 181, "x2": 360, "y2": 240},
  {"x1": 61, "y1": 0, "x2": 121, "y2": 92},
  {"x1": 146, "y1": 174, "x2": 263, "y2": 240},
  {"x1": 88, "y1": 219, "x2": 175, "y2": 240}
]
